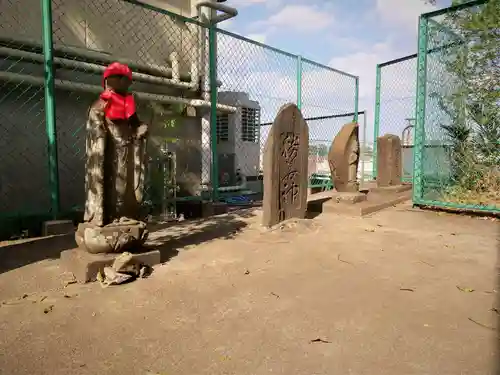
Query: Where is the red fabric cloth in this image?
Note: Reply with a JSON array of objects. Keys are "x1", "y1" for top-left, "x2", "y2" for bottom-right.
[
  {"x1": 100, "y1": 62, "x2": 136, "y2": 120},
  {"x1": 100, "y1": 90, "x2": 136, "y2": 120}
]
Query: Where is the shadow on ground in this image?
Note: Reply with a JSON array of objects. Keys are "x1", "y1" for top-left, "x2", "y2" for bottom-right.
[
  {"x1": 0, "y1": 208, "x2": 258, "y2": 274},
  {"x1": 146, "y1": 208, "x2": 257, "y2": 263}
]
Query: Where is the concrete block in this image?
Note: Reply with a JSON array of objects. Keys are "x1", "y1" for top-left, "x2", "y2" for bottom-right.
[
  {"x1": 43, "y1": 220, "x2": 74, "y2": 236},
  {"x1": 202, "y1": 202, "x2": 228, "y2": 218},
  {"x1": 370, "y1": 184, "x2": 412, "y2": 195},
  {"x1": 60, "y1": 248, "x2": 161, "y2": 283}
]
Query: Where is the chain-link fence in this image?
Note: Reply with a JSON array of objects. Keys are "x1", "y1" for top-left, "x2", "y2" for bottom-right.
[
  {"x1": 216, "y1": 31, "x2": 358, "y2": 200},
  {"x1": 373, "y1": 55, "x2": 416, "y2": 182},
  {"x1": 414, "y1": 0, "x2": 499, "y2": 214},
  {"x1": 0, "y1": 0, "x2": 359, "y2": 238},
  {"x1": 260, "y1": 111, "x2": 367, "y2": 193}
]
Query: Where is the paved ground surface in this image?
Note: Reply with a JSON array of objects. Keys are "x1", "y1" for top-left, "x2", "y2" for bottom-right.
[{"x1": 0, "y1": 202, "x2": 498, "y2": 375}]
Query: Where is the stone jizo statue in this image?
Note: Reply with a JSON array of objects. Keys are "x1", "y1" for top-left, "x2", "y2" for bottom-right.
[{"x1": 75, "y1": 62, "x2": 149, "y2": 254}]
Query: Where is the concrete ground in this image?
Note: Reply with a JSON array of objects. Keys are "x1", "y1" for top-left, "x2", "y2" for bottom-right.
[{"x1": 0, "y1": 202, "x2": 498, "y2": 375}]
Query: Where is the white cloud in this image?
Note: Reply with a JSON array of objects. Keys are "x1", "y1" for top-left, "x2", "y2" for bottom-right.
[
  {"x1": 255, "y1": 5, "x2": 332, "y2": 33},
  {"x1": 328, "y1": 41, "x2": 417, "y2": 141},
  {"x1": 226, "y1": 0, "x2": 281, "y2": 9},
  {"x1": 246, "y1": 33, "x2": 267, "y2": 44},
  {"x1": 376, "y1": 0, "x2": 436, "y2": 34}
]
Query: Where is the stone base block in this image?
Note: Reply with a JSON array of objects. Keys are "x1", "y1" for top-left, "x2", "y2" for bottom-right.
[
  {"x1": 43, "y1": 220, "x2": 74, "y2": 236},
  {"x1": 202, "y1": 202, "x2": 228, "y2": 218},
  {"x1": 331, "y1": 192, "x2": 368, "y2": 204},
  {"x1": 60, "y1": 248, "x2": 161, "y2": 283},
  {"x1": 371, "y1": 184, "x2": 412, "y2": 194}
]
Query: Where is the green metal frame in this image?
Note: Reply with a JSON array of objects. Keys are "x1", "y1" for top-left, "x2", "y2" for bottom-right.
[
  {"x1": 372, "y1": 64, "x2": 381, "y2": 180},
  {"x1": 413, "y1": 14, "x2": 429, "y2": 204},
  {"x1": 41, "y1": 0, "x2": 60, "y2": 219},
  {"x1": 412, "y1": 0, "x2": 499, "y2": 214},
  {"x1": 296, "y1": 55, "x2": 302, "y2": 110},
  {"x1": 353, "y1": 77, "x2": 359, "y2": 123}
]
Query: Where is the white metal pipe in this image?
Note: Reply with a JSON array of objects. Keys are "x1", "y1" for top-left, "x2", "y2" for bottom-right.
[
  {"x1": 0, "y1": 36, "x2": 194, "y2": 81},
  {"x1": 0, "y1": 46, "x2": 198, "y2": 90},
  {"x1": 169, "y1": 51, "x2": 180, "y2": 83},
  {"x1": 0, "y1": 71, "x2": 236, "y2": 113}
]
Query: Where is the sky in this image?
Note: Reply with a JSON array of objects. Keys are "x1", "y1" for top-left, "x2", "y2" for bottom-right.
[{"x1": 215, "y1": 0, "x2": 454, "y2": 144}]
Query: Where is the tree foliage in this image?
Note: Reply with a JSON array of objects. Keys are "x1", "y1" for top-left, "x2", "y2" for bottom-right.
[{"x1": 431, "y1": 0, "x2": 499, "y2": 193}]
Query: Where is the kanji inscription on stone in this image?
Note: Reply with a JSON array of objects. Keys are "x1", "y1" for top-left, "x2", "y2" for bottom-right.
[{"x1": 262, "y1": 103, "x2": 309, "y2": 227}]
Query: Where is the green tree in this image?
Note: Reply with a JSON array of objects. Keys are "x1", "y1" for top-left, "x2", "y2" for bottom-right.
[{"x1": 431, "y1": 0, "x2": 499, "y2": 187}]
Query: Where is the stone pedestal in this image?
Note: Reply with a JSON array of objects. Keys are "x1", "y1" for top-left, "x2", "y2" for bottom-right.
[
  {"x1": 370, "y1": 184, "x2": 412, "y2": 195},
  {"x1": 61, "y1": 248, "x2": 161, "y2": 283},
  {"x1": 329, "y1": 191, "x2": 367, "y2": 205},
  {"x1": 75, "y1": 220, "x2": 148, "y2": 254}
]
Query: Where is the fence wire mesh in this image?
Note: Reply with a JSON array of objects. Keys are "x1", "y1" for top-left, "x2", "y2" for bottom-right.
[
  {"x1": 374, "y1": 56, "x2": 417, "y2": 182},
  {"x1": 414, "y1": 0, "x2": 499, "y2": 213},
  {"x1": 0, "y1": 0, "x2": 51, "y2": 238},
  {"x1": 0, "y1": 0, "x2": 358, "y2": 238}
]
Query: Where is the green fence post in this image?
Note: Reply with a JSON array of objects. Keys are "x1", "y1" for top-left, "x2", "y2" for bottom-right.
[
  {"x1": 353, "y1": 76, "x2": 359, "y2": 122},
  {"x1": 413, "y1": 15, "x2": 429, "y2": 204},
  {"x1": 41, "y1": 0, "x2": 60, "y2": 219},
  {"x1": 208, "y1": 25, "x2": 219, "y2": 202},
  {"x1": 372, "y1": 64, "x2": 381, "y2": 180},
  {"x1": 296, "y1": 55, "x2": 302, "y2": 110}
]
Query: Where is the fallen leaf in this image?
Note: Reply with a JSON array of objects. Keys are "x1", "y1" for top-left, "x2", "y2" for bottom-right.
[
  {"x1": 468, "y1": 317, "x2": 496, "y2": 331},
  {"x1": 244, "y1": 270, "x2": 250, "y2": 275},
  {"x1": 337, "y1": 254, "x2": 353, "y2": 265},
  {"x1": 400, "y1": 288, "x2": 415, "y2": 292},
  {"x1": 310, "y1": 338, "x2": 331, "y2": 344},
  {"x1": 418, "y1": 260, "x2": 434, "y2": 267},
  {"x1": 456, "y1": 286, "x2": 474, "y2": 293}
]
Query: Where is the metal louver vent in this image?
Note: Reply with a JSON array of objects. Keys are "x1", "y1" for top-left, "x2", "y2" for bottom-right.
[{"x1": 241, "y1": 107, "x2": 260, "y2": 143}]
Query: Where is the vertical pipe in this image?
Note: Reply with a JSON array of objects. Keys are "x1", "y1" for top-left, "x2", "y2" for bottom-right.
[
  {"x1": 208, "y1": 25, "x2": 219, "y2": 202},
  {"x1": 296, "y1": 55, "x2": 302, "y2": 110},
  {"x1": 372, "y1": 64, "x2": 381, "y2": 180},
  {"x1": 199, "y1": 2, "x2": 214, "y2": 190},
  {"x1": 353, "y1": 76, "x2": 359, "y2": 122},
  {"x1": 41, "y1": 0, "x2": 60, "y2": 218},
  {"x1": 413, "y1": 15, "x2": 429, "y2": 204}
]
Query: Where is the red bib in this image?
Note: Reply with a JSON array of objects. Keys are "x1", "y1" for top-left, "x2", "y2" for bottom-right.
[{"x1": 100, "y1": 89, "x2": 136, "y2": 120}]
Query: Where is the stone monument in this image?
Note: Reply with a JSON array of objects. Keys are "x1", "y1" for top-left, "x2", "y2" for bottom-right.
[
  {"x1": 376, "y1": 134, "x2": 402, "y2": 187},
  {"x1": 328, "y1": 122, "x2": 360, "y2": 192},
  {"x1": 262, "y1": 103, "x2": 309, "y2": 227},
  {"x1": 75, "y1": 62, "x2": 149, "y2": 254}
]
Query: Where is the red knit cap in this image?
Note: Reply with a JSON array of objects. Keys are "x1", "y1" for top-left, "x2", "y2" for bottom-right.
[{"x1": 102, "y1": 62, "x2": 133, "y2": 87}]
